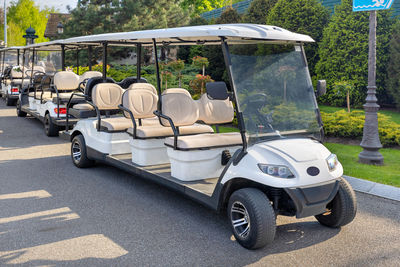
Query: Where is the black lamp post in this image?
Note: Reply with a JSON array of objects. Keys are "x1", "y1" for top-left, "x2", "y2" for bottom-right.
[
  {"x1": 23, "y1": 26, "x2": 38, "y2": 45},
  {"x1": 57, "y1": 22, "x2": 64, "y2": 35}
]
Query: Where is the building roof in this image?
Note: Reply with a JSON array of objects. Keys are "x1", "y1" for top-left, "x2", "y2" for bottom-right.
[{"x1": 44, "y1": 13, "x2": 71, "y2": 38}]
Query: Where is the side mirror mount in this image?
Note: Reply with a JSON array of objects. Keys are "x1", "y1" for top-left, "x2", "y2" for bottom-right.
[
  {"x1": 316, "y1": 80, "x2": 326, "y2": 97},
  {"x1": 206, "y1": 81, "x2": 229, "y2": 100}
]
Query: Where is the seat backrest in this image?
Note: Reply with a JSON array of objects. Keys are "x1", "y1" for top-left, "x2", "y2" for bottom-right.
[
  {"x1": 84, "y1": 76, "x2": 115, "y2": 99},
  {"x1": 54, "y1": 71, "x2": 80, "y2": 90},
  {"x1": 197, "y1": 94, "x2": 234, "y2": 124},
  {"x1": 161, "y1": 90, "x2": 199, "y2": 127},
  {"x1": 122, "y1": 89, "x2": 158, "y2": 119},
  {"x1": 11, "y1": 66, "x2": 23, "y2": 78},
  {"x1": 92, "y1": 83, "x2": 124, "y2": 110},
  {"x1": 79, "y1": 71, "x2": 102, "y2": 83},
  {"x1": 163, "y1": 88, "x2": 191, "y2": 97},
  {"x1": 128, "y1": 83, "x2": 157, "y2": 95},
  {"x1": 117, "y1": 76, "x2": 147, "y2": 89}
]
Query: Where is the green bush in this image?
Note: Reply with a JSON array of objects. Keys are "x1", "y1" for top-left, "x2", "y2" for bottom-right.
[
  {"x1": 386, "y1": 20, "x2": 400, "y2": 110},
  {"x1": 242, "y1": 0, "x2": 278, "y2": 24},
  {"x1": 321, "y1": 110, "x2": 400, "y2": 147}
]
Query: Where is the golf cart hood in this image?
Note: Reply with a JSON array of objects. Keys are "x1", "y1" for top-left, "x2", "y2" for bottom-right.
[{"x1": 222, "y1": 138, "x2": 343, "y2": 188}]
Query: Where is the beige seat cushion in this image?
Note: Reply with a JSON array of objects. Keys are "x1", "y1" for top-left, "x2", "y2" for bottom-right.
[
  {"x1": 54, "y1": 71, "x2": 80, "y2": 90},
  {"x1": 165, "y1": 132, "x2": 242, "y2": 150},
  {"x1": 197, "y1": 94, "x2": 234, "y2": 124},
  {"x1": 128, "y1": 83, "x2": 157, "y2": 95},
  {"x1": 73, "y1": 103, "x2": 94, "y2": 110},
  {"x1": 127, "y1": 123, "x2": 213, "y2": 138},
  {"x1": 99, "y1": 117, "x2": 133, "y2": 131},
  {"x1": 34, "y1": 92, "x2": 53, "y2": 100},
  {"x1": 138, "y1": 117, "x2": 160, "y2": 126},
  {"x1": 92, "y1": 83, "x2": 124, "y2": 110}
]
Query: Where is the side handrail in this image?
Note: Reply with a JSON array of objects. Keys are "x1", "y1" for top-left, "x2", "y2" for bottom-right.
[
  {"x1": 153, "y1": 110, "x2": 179, "y2": 150},
  {"x1": 65, "y1": 92, "x2": 87, "y2": 132},
  {"x1": 118, "y1": 104, "x2": 137, "y2": 138}
]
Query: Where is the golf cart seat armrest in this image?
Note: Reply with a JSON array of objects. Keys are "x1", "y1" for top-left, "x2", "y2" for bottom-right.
[{"x1": 118, "y1": 104, "x2": 137, "y2": 137}]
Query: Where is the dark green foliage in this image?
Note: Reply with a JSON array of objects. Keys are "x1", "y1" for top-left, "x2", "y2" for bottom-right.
[
  {"x1": 242, "y1": 0, "x2": 278, "y2": 24},
  {"x1": 203, "y1": 7, "x2": 241, "y2": 81},
  {"x1": 177, "y1": 16, "x2": 209, "y2": 62},
  {"x1": 266, "y1": 0, "x2": 329, "y2": 77},
  {"x1": 316, "y1": 0, "x2": 394, "y2": 108},
  {"x1": 386, "y1": 20, "x2": 400, "y2": 110}
]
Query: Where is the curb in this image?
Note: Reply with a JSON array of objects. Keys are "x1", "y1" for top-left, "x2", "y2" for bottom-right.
[{"x1": 343, "y1": 175, "x2": 400, "y2": 202}]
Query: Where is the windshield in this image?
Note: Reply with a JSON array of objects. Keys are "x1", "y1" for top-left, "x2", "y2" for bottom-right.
[
  {"x1": 35, "y1": 51, "x2": 62, "y2": 75},
  {"x1": 229, "y1": 44, "x2": 321, "y2": 145}
]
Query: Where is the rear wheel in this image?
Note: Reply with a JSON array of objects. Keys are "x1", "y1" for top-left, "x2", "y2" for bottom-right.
[
  {"x1": 16, "y1": 99, "x2": 27, "y2": 117},
  {"x1": 44, "y1": 113, "x2": 59, "y2": 137},
  {"x1": 228, "y1": 188, "x2": 276, "y2": 249},
  {"x1": 315, "y1": 178, "x2": 357, "y2": 228},
  {"x1": 6, "y1": 93, "x2": 14, "y2": 106},
  {"x1": 71, "y1": 134, "x2": 95, "y2": 168}
]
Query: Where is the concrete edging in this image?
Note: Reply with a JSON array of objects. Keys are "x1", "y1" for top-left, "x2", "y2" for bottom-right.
[{"x1": 343, "y1": 175, "x2": 400, "y2": 202}]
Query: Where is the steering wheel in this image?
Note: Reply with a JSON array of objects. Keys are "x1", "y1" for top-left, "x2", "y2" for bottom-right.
[
  {"x1": 25, "y1": 70, "x2": 46, "y2": 77},
  {"x1": 242, "y1": 93, "x2": 274, "y2": 132},
  {"x1": 78, "y1": 78, "x2": 89, "y2": 93}
]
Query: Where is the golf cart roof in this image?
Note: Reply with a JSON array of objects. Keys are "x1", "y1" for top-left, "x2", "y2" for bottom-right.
[
  {"x1": 0, "y1": 46, "x2": 25, "y2": 52},
  {"x1": 62, "y1": 24, "x2": 315, "y2": 46},
  {"x1": 24, "y1": 39, "x2": 90, "y2": 51}
]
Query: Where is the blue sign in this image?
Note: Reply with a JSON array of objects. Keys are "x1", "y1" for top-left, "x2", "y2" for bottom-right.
[{"x1": 353, "y1": 0, "x2": 394, "y2": 11}]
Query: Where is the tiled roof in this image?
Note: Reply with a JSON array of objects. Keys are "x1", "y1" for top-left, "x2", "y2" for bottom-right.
[{"x1": 44, "y1": 13, "x2": 71, "y2": 38}]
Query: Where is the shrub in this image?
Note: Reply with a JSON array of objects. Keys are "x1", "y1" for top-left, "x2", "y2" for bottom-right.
[
  {"x1": 242, "y1": 0, "x2": 278, "y2": 24},
  {"x1": 189, "y1": 74, "x2": 214, "y2": 95},
  {"x1": 321, "y1": 110, "x2": 400, "y2": 147}
]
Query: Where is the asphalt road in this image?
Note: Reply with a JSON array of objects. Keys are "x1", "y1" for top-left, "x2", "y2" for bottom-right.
[{"x1": 0, "y1": 99, "x2": 399, "y2": 266}]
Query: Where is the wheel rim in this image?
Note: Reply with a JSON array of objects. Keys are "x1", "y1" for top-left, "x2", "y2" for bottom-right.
[
  {"x1": 72, "y1": 141, "x2": 81, "y2": 162},
  {"x1": 231, "y1": 201, "x2": 250, "y2": 239},
  {"x1": 44, "y1": 116, "x2": 49, "y2": 133}
]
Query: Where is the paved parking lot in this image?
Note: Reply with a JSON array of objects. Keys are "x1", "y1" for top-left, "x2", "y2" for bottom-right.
[{"x1": 0, "y1": 100, "x2": 399, "y2": 266}]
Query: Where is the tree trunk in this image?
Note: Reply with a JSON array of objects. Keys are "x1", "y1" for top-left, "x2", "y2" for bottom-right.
[{"x1": 347, "y1": 90, "x2": 350, "y2": 113}]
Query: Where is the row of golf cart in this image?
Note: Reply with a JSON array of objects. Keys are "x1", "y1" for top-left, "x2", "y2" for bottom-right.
[{"x1": 0, "y1": 24, "x2": 356, "y2": 249}]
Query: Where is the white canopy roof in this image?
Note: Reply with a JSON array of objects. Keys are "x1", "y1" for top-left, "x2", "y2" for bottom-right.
[{"x1": 63, "y1": 24, "x2": 314, "y2": 46}]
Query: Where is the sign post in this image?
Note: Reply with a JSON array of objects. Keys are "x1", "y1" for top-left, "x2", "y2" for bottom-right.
[{"x1": 353, "y1": 0, "x2": 394, "y2": 165}]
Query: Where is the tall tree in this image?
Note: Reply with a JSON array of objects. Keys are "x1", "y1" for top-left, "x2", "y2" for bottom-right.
[
  {"x1": 266, "y1": 0, "x2": 329, "y2": 77},
  {"x1": 2, "y1": 0, "x2": 53, "y2": 46},
  {"x1": 242, "y1": 0, "x2": 278, "y2": 24},
  {"x1": 315, "y1": 0, "x2": 394, "y2": 107},
  {"x1": 386, "y1": 20, "x2": 400, "y2": 109}
]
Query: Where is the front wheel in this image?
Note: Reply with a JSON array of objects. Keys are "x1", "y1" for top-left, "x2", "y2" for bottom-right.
[
  {"x1": 44, "y1": 113, "x2": 59, "y2": 137},
  {"x1": 228, "y1": 188, "x2": 276, "y2": 249},
  {"x1": 71, "y1": 134, "x2": 95, "y2": 168},
  {"x1": 16, "y1": 99, "x2": 27, "y2": 117},
  {"x1": 315, "y1": 178, "x2": 357, "y2": 228}
]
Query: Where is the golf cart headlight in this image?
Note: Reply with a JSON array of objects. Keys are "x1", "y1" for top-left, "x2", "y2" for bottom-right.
[
  {"x1": 326, "y1": 154, "x2": 338, "y2": 171},
  {"x1": 258, "y1": 164, "x2": 295, "y2": 178}
]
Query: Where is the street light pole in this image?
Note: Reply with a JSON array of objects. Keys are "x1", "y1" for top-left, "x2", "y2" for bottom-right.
[
  {"x1": 358, "y1": 10, "x2": 384, "y2": 165},
  {"x1": 4, "y1": 0, "x2": 6, "y2": 47}
]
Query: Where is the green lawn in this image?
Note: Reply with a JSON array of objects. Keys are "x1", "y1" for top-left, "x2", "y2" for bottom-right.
[
  {"x1": 325, "y1": 142, "x2": 400, "y2": 187},
  {"x1": 319, "y1": 105, "x2": 400, "y2": 124}
]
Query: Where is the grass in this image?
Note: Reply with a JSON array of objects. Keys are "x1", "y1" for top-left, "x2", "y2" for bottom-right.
[
  {"x1": 212, "y1": 125, "x2": 239, "y2": 133},
  {"x1": 325, "y1": 142, "x2": 400, "y2": 187},
  {"x1": 319, "y1": 105, "x2": 400, "y2": 124}
]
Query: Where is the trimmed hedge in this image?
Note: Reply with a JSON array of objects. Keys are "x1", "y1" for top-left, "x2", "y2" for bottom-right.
[{"x1": 321, "y1": 110, "x2": 400, "y2": 147}]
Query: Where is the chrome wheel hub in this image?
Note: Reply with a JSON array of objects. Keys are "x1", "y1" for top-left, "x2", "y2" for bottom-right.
[
  {"x1": 72, "y1": 142, "x2": 81, "y2": 162},
  {"x1": 231, "y1": 201, "x2": 250, "y2": 239}
]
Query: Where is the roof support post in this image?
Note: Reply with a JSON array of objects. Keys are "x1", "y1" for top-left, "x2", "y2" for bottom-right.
[
  {"x1": 30, "y1": 48, "x2": 36, "y2": 84},
  {"x1": 61, "y1": 44, "x2": 65, "y2": 71},
  {"x1": 17, "y1": 49, "x2": 20, "y2": 65},
  {"x1": 102, "y1": 42, "x2": 107, "y2": 82},
  {"x1": 137, "y1": 43, "x2": 141, "y2": 81},
  {"x1": 76, "y1": 50, "x2": 80, "y2": 75},
  {"x1": 221, "y1": 38, "x2": 248, "y2": 164},
  {"x1": 88, "y1": 45, "x2": 93, "y2": 71},
  {"x1": 153, "y1": 39, "x2": 162, "y2": 110}
]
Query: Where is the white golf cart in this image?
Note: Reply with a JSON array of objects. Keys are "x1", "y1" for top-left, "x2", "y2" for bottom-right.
[
  {"x1": 17, "y1": 41, "x2": 104, "y2": 136},
  {"x1": 0, "y1": 47, "x2": 26, "y2": 106},
  {"x1": 64, "y1": 24, "x2": 357, "y2": 249}
]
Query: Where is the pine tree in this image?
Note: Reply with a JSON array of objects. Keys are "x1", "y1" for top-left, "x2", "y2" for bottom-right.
[
  {"x1": 386, "y1": 20, "x2": 400, "y2": 109},
  {"x1": 266, "y1": 0, "x2": 329, "y2": 77},
  {"x1": 315, "y1": 0, "x2": 394, "y2": 107},
  {"x1": 242, "y1": 0, "x2": 278, "y2": 24}
]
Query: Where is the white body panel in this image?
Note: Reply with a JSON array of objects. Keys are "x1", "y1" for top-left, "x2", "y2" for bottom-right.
[
  {"x1": 28, "y1": 96, "x2": 36, "y2": 110},
  {"x1": 129, "y1": 138, "x2": 170, "y2": 166},
  {"x1": 73, "y1": 119, "x2": 131, "y2": 155},
  {"x1": 167, "y1": 146, "x2": 241, "y2": 181},
  {"x1": 221, "y1": 139, "x2": 343, "y2": 188}
]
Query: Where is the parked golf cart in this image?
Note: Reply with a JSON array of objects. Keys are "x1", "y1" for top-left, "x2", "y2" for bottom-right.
[
  {"x1": 16, "y1": 41, "x2": 105, "y2": 136},
  {"x1": 64, "y1": 24, "x2": 357, "y2": 249},
  {"x1": 0, "y1": 47, "x2": 25, "y2": 106}
]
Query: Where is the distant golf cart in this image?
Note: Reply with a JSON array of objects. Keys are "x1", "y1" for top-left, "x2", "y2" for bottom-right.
[{"x1": 63, "y1": 24, "x2": 357, "y2": 250}]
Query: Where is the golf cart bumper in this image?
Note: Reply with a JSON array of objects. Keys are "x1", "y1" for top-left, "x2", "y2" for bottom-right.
[
  {"x1": 8, "y1": 94, "x2": 19, "y2": 99},
  {"x1": 53, "y1": 117, "x2": 79, "y2": 128},
  {"x1": 284, "y1": 179, "x2": 340, "y2": 218}
]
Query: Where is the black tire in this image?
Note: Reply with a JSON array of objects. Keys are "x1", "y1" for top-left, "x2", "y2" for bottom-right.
[
  {"x1": 71, "y1": 134, "x2": 95, "y2": 168},
  {"x1": 315, "y1": 178, "x2": 357, "y2": 228},
  {"x1": 6, "y1": 93, "x2": 14, "y2": 106},
  {"x1": 228, "y1": 188, "x2": 276, "y2": 249},
  {"x1": 16, "y1": 99, "x2": 27, "y2": 117},
  {"x1": 44, "y1": 113, "x2": 59, "y2": 137}
]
